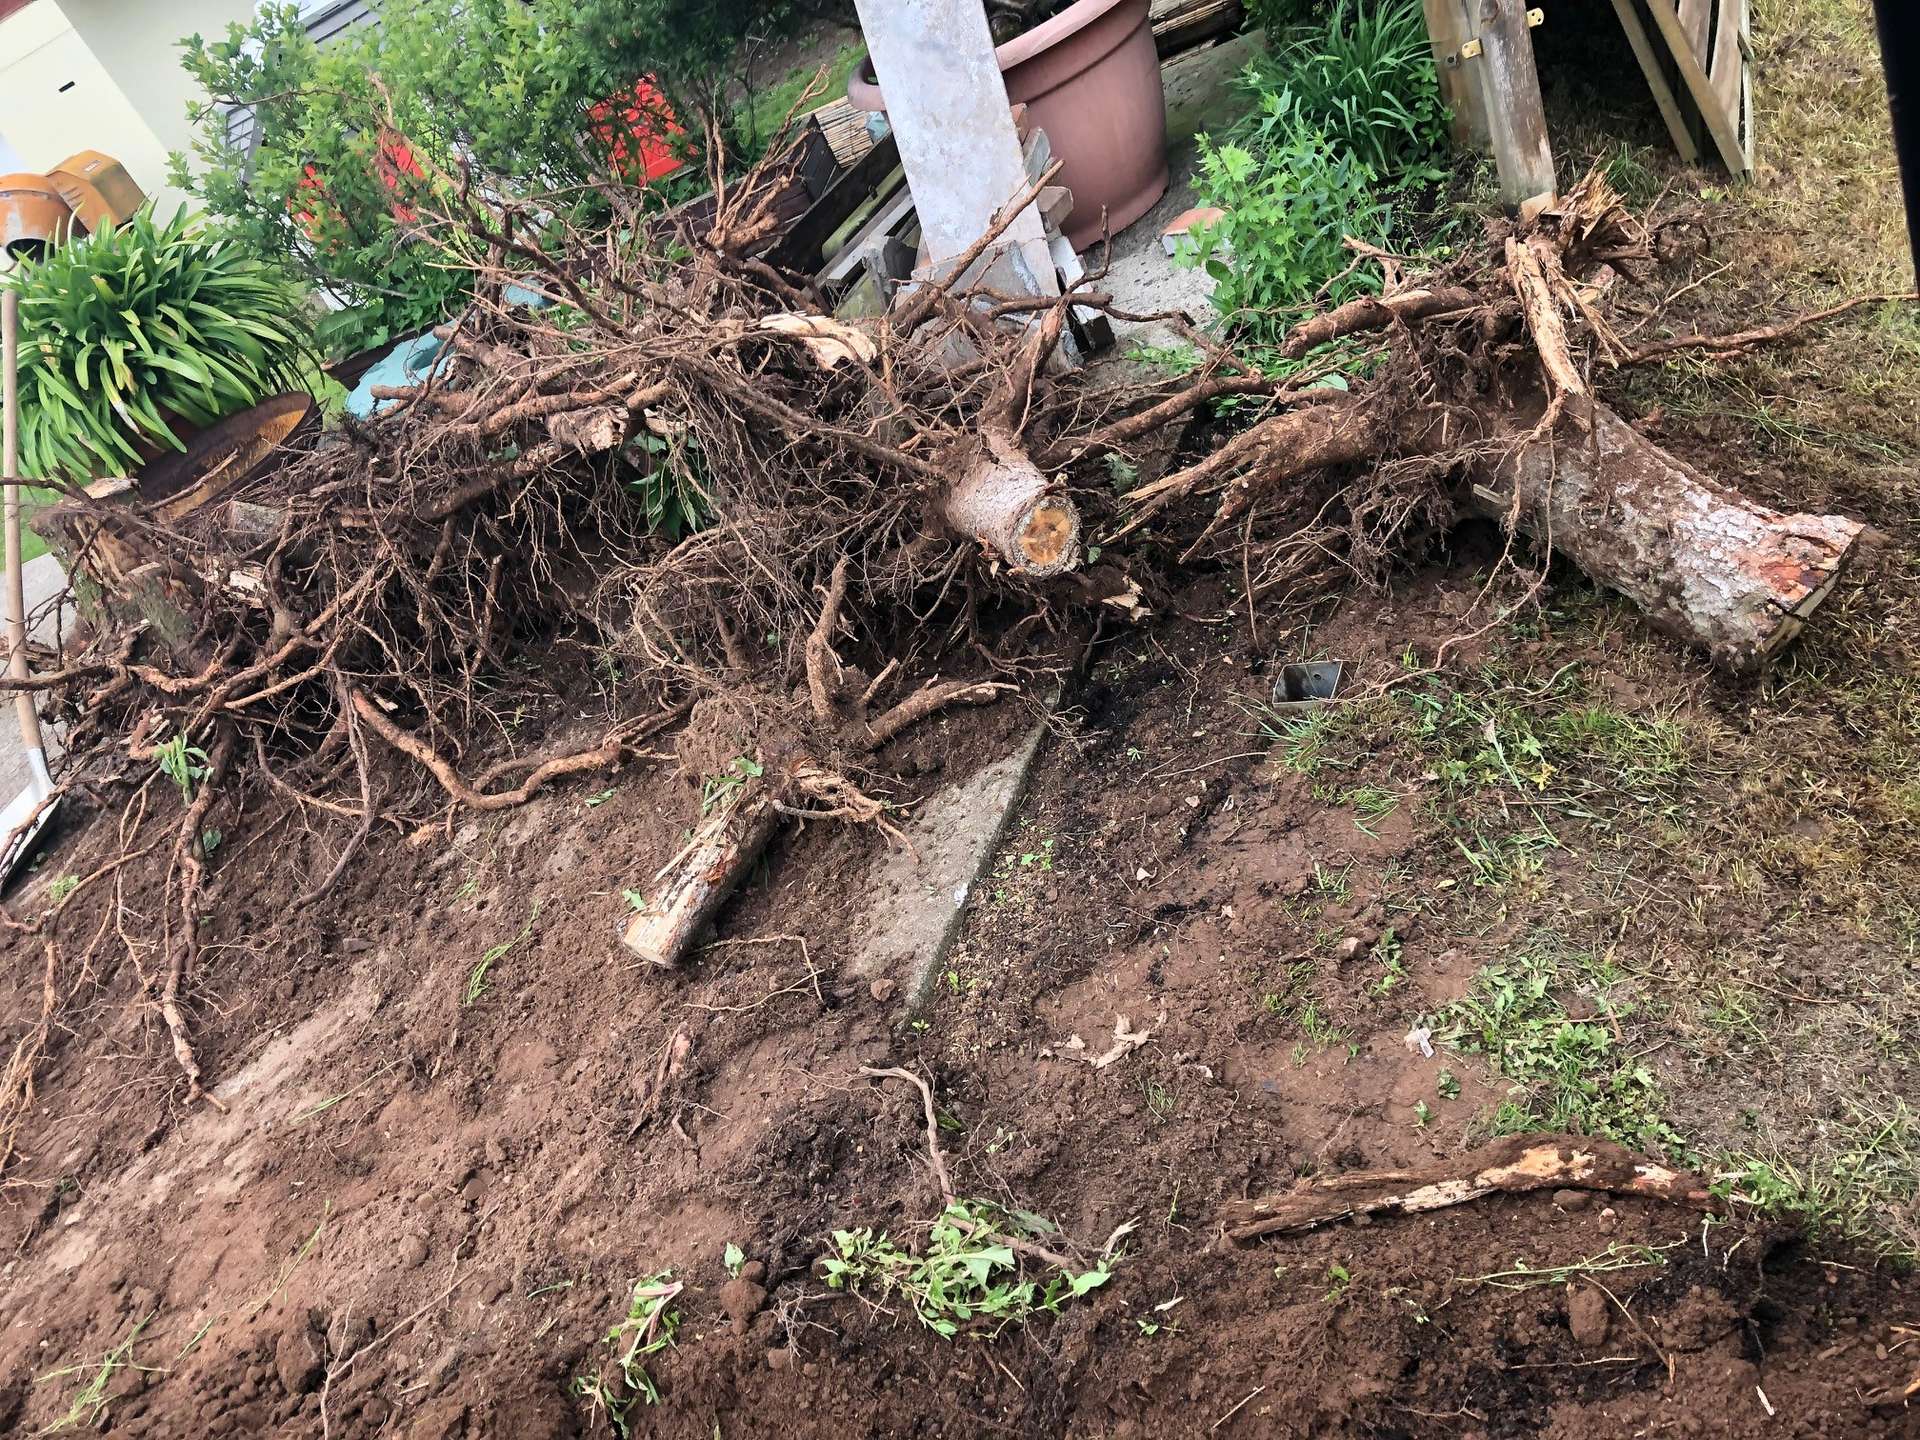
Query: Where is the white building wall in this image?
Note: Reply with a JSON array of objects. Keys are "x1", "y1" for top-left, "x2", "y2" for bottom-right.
[{"x1": 0, "y1": 0, "x2": 209, "y2": 216}]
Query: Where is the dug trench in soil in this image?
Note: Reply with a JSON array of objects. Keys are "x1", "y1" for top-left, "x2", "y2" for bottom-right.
[{"x1": 2, "y1": 100, "x2": 1917, "y2": 1440}]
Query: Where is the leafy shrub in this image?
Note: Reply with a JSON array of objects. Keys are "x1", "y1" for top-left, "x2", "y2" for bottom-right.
[
  {"x1": 1182, "y1": 132, "x2": 1385, "y2": 344},
  {"x1": 1236, "y1": 0, "x2": 1449, "y2": 180},
  {"x1": 1180, "y1": 0, "x2": 1448, "y2": 344},
  {"x1": 3, "y1": 207, "x2": 315, "y2": 481},
  {"x1": 174, "y1": 0, "x2": 785, "y2": 357}
]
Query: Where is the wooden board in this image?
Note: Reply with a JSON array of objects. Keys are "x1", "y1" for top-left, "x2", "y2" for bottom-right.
[
  {"x1": 1607, "y1": 0, "x2": 1700, "y2": 165},
  {"x1": 1422, "y1": 0, "x2": 1490, "y2": 150},
  {"x1": 1475, "y1": 0, "x2": 1557, "y2": 208},
  {"x1": 1635, "y1": 0, "x2": 1752, "y2": 176}
]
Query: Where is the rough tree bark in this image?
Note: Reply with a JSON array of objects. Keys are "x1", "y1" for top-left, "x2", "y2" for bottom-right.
[
  {"x1": 941, "y1": 429, "x2": 1081, "y2": 576},
  {"x1": 1471, "y1": 400, "x2": 1864, "y2": 672}
]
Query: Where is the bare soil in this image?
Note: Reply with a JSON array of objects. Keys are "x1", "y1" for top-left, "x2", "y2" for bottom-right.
[
  {"x1": 5, "y1": 4, "x2": 1920, "y2": 1437},
  {"x1": 2, "y1": 523, "x2": 1916, "y2": 1438}
]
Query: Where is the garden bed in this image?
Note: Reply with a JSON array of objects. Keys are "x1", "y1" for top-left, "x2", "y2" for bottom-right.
[{"x1": 0, "y1": 1, "x2": 1915, "y2": 1437}]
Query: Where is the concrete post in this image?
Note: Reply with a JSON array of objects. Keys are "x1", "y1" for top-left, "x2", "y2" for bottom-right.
[{"x1": 848, "y1": 0, "x2": 1057, "y2": 297}]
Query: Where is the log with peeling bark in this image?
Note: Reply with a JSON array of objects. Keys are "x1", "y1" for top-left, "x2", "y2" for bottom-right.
[
  {"x1": 1470, "y1": 400, "x2": 1864, "y2": 672},
  {"x1": 622, "y1": 781, "x2": 782, "y2": 968},
  {"x1": 1220, "y1": 1133, "x2": 1718, "y2": 1243},
  {"x1": 1125, "y1": 385, "x2": 1861, "y2": 671},
  {"x1": 942, "y1": 436, "x2": 1081, "y2": 576}
]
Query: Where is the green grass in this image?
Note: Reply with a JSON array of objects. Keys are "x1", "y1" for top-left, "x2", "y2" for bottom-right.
[
  {"x1": 464, "y1": 900, "x2": 539, "y2": 1007},
  {"x1": 1433, "y1": 934, "x2": 1687, "y2": 1159},
  {"x1": 34, "y1": 1311, "x2": 156, "y2": 1433},
  {"x1": 734, "y1": 41, "x2": 867, "y2": 155},
  {"x1": 1721, "y1": 1101, "x2": 1920, "y2": 1264}
]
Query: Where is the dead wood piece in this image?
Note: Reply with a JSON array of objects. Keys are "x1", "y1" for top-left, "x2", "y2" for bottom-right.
[
  {"x1": 1220, "y1": 1133, "x2": 1718, "y2": 1243},
  {"x1": 1474, "y1": 400, "x2": 1864, "y2": 672},
  {"x1": 546, "y1": 403, "x2": 630, "y2": 454},
  {"x1": 941, "y1": 443, "x2": 1081, "y2": 577},
  {"x1": 622, "y1": 780, "x2": 783, "y2": 969},
  {"x1": 1506, "y1": 234, "x2": 1587, "y2": 412}
]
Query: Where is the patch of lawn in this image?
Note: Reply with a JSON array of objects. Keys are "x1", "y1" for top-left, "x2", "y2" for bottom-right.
[{"x1": 734, "y1": 41, "x2": 867, "y2": 156}]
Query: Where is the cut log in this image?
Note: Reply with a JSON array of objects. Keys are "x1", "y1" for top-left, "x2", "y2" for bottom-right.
[
  {"x1": 622, "y1": 780, "x2": 782, "y2": 968},
  {"x1": 942, "y1": 444, "x2": 1081, "y2": 576},
  {"x1": 1472, "y1": 400, "x2": 1864, "y2": 672}
]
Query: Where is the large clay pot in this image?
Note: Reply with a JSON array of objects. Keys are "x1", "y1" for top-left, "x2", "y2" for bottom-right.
[{"x1": 846, "y1": 0, "x2": 1169, "y2": 251}]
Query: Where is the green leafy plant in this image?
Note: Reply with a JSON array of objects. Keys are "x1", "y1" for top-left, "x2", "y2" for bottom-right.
[
  {"x1": 1435, "y1": 945, "x2": 1688, "y2": 1158},
  {"x1": 154, "y1": 735, "x2": 212, "y2": 804},
  {"x1": 1179, "y1": 0, "x2": 1447, "y2": 343},
  {"x1": 1180, "y1": 130, "x2": 1385, "y2": 343},
  {"x1": 4, "y1": 206, "x2": 315, "y2": 481},
  {"x1": 1236, "y1": 0, "x2": 1449, "y2": 180},
  {"x1": 571, "y1": 1273, "x2": 683, "y2": 1432},
  {"x1": 723, "y1": 1242, "x2": 745, "y2": 1278},
  {"x1": 175, "y1": 0, "x2": 787, "y2": 358},
  {"x1": 700, "y1": 755, "x2": 764, "y2": 815},
  {"x1": 1323, "y1": 1260, "x2": 1351, "y2": 1301},
  {"x1": 47, "y1": 874, "x2": 79, "y2": 905},
  {"x1": 820, "y1": 1200, "x2": 1110, "y2": 1338}
]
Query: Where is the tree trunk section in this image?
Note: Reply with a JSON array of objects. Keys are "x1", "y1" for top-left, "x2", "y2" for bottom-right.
[
  {"x1": 1473, "y1": 401, "x2": 1863, "y2": 672},
  {"x1": 622, "y1": 782, "x2": 781, "y2": 968},
  {"x1": 942, "y1": 445, "x2": 1081, "y2": 576}
]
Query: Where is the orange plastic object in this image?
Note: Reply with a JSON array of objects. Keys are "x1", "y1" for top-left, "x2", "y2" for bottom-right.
[
  {"x1": 0, "y1": 173, "x2": 77, "y2": 256},
  {"x1": 588, "y1": 77, "x2": 684, "y2": 184},
  {"x1": 47, "y1": 150, "x2": 146, "y2": 232}
]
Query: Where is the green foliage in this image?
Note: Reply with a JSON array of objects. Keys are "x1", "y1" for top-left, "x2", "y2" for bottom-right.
[
  {"x1": 700, "y1": 755, "x2": 764, "y2": 815},
  {"x1": 174, "y1": 0, "x2": 783, "y2": 357},
  {"x1": 1236, "y1": 0, "x2": 1449, "y2": 180},
  {"x1": 571, "y1": 1273, "x2": 682, "y2": 1432},
  {"x1": 821, "y1": 1200, "x2": 1111, "y2": 1338},
  {"x1": 3, "y1": 207, "x2": 314, "y2": 482},
  {"x1": 624, "y1": 431, "x2": 709, "y2": 542},
  {"x1": 155, "y1": 735, "x2": 212, "y2": 805},
  {"x1": 1435, "y1": 942, "x2": 1689, "y2": 1159},
  {"x1": 47, "y1": 875, "x2": 79, "y2": 905},
  {"x1": 1181, "y1": 131, "x2": 1385, "y2": 343},
  {"x1": 1180, "y1": 0, "x2": 1448, "y2": 342}
]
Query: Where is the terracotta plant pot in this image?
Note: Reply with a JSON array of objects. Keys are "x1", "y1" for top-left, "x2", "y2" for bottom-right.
[{"x1": 846, "y1": 0, "x2": 1169, "y2": 251}]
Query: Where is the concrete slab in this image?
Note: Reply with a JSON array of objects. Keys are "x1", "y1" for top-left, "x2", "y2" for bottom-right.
[
  {"x1": 1094, "y1": 30, "x2": 1266, "y2": 356},
  {"x1": 1, "y1": 552, "x2": 71, "y2": 803},
  {"x1": 848, "y1": 714, "x2": 1050, "y2": 1012}
]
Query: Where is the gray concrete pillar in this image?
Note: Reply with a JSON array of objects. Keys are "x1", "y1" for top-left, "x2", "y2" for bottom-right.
[{"x1": 849, "y1": 0, "x2": 1057, "y2": 296}]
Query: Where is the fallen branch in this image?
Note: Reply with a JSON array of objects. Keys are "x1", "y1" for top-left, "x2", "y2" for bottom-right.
[{"x1": 1219, "y1": 1133, "x2": 1718, "y2": 1244}]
